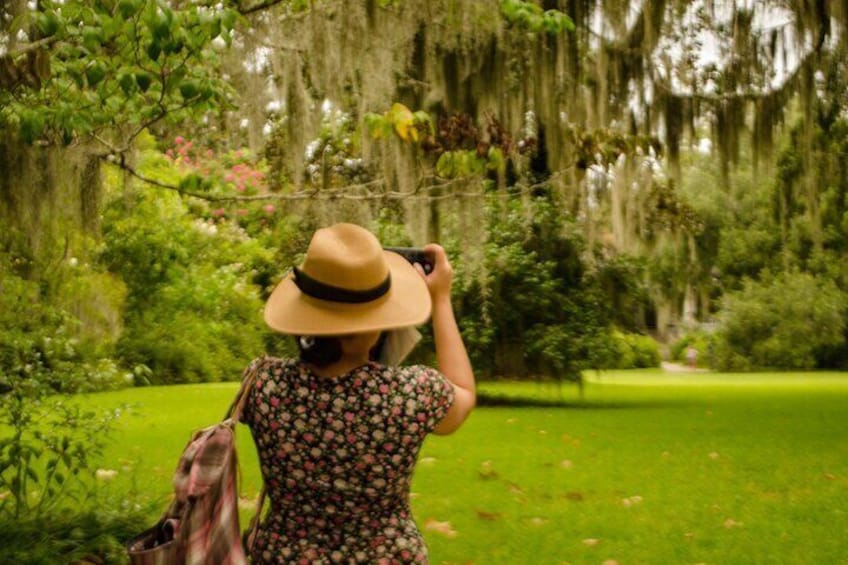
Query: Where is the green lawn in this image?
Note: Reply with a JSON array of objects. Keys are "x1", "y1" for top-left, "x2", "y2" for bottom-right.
[{"x1": 87, "y1": 370, "x2": 848, "y2": 564}]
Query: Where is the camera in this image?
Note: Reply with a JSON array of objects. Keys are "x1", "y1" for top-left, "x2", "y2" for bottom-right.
[{"x1": 384, "y1": 247, "x2": 434, "y2": 274}]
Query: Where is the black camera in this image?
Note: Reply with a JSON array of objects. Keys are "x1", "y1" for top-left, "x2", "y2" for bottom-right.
[{"x1": 384, "y1": 247, "x2": 434, "y2": 274}]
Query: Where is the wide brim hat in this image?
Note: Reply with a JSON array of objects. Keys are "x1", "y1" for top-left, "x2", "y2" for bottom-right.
[{"x1": 264, "y1": 223, "x2": 431, "y2": 336}]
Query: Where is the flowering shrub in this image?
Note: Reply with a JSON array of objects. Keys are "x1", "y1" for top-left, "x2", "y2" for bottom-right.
[{"x1": 165, "y1": 136, "x2": 271, "y2": 198}]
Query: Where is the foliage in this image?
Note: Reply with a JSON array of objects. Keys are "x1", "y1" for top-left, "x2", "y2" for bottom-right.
[
  {"x1": 100, "y1": 180, "x2": 272, "y2": 384},
  {"x1": 607, "y1": 331, "x2": 661, "y2": 369},
  {"x1": 0, "y1": 501, "x2": 152, "y2": 564},
  {"x1": 500, "y1": 0, "x2": 575, "y2": 34},
  {"x1": 0, "y1": 247, "x2": 123, "y2": 518},
  {"x1": 450, "y1": 195, "x2": 627, "y2": 382},
  {"x1": 0, "y1": 0, "x2": 238, "y2": 145},
  {"x1": 712, "y1": 272, "x2": 848, "y2": 371}
]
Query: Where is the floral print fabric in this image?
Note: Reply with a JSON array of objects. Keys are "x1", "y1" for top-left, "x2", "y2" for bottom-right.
[{"x1": 242, "y1": 357, "x2": 455, "y2": 564}]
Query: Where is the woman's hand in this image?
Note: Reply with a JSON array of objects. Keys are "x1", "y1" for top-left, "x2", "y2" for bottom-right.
[
  {"x1": 416, "y1": 244, "x2": 453, "y2": 302},
  {"x1": 414, "y1": 243, "x2": 475, "y2": 434}
]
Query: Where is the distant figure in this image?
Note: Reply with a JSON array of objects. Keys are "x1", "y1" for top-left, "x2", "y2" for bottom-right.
[{"x1": 685, "y1": 345, "x2": 698, "y2": 369}]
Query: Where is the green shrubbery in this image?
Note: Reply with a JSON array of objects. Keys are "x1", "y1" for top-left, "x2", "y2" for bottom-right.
[
  {"x1": 447, "y1": 195, "x2": 656, "y2": 381},
  {"x1": 101, "y1": 188, "x2": 273, "y2": 384},
  {"x1": 610, "y1": 331, "x2": 661, "y2": 369},
  {"x1": 0, "y1": 245, "x2": 123, "y2": 520},
  {"x1": 711, "y1": 271, "x2": 848, "y2": 371}
]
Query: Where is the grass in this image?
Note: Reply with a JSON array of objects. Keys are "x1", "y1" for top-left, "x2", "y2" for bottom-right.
[{"x1": 84, "y1": 370, "x2": 848, "y2": 564}]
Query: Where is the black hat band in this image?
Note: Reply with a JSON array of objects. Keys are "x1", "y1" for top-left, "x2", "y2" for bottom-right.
[{"x1": 293, "y1": 267, "x2": 391, "y2": 304}]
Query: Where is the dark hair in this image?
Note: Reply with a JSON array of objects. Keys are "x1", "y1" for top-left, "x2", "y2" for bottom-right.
[
  {"x1": 296, "y1": 332, "x2": 388, "y2": 367},
  {"x1": 296, "y1": 336, "x2": 342, "y2": 367},
  {"x1": 369, "y1": 331, "x2": 387, "y2": 362}
]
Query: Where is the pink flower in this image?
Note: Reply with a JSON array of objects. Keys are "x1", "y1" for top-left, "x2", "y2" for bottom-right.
[
  {"x1": 174, "y1": 135, "x2": 185, "y2": 145},
  {"x1": 236, "y1": 208, "x2": 248, "y2": 216},
  {"x1": 263, "y1": 204, "x2": 275, "y2": 214},
  {"x1": 211, "y1": 208, "x2": 225, "y2": 217}
]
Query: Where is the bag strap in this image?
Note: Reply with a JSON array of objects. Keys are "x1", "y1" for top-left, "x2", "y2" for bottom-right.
[
  {"x1": 225, "y1": 355, "x2": 267, "y2": 423},
  {"x1": 243, "y1": 485, "x2": 266, "y2": 552},
  {"x1": 227, "y1": 356, "x2": 269, "y2": 554}
]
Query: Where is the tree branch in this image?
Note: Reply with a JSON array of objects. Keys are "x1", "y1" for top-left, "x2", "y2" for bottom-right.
[
  {"x1": 99, "y1": 150, "x2": 574, "y2": 204},
  {"x1": 238, "y1": 0, "x2": 291, "y2": 16},
  {"x1": 3, "y1": 36, "x2": 60, "y2": 59}
]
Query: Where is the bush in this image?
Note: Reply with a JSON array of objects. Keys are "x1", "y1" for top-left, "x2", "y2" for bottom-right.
[
  {"x1": 712, "y1": 271, "x2": 848, "y2": 370},
  {"x1": 0, "y1": 248, "x2": 123, "y2": 519},
  {"x1": 101, "y1": 191, "x2": 272, "y2": 384},
  {"x1": 610, "y1": 331, "x2": 661, "y2": 369},
  {"x1": 0, "y1": 502, "x2": 152, "y2": 564},
  {"x1": 448, "y1": 195, "x2": 623, "y2": 382}
]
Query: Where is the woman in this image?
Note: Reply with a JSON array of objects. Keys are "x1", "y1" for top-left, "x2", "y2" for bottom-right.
[{"x1": 241, "y1": 223, "x2": 476, "y2": 564}]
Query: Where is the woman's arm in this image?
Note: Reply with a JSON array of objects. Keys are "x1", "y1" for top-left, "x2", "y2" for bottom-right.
[{"x1": 417, "y1": 244, "x2": 476, "y2": 435}]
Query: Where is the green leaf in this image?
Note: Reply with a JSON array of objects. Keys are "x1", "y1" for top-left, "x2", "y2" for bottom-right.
[
  {"x1": 82, "y1": 26, "x2": 104, "y2": 52},
  {"x1": 117, "y1": 0, "x2": 140, "y2": 19},
  {"x1": 135, "y1": 72, "x2": 153, "y2": 92},
  {"x1": 178, "y1": 174, "x2": 203, "y2": 193},
  {"x1": 165, "y1": 39, "x2": 184, "y2": 55},
  {"x1": 119, "y1": 72, "x2": 136, "y2": 94},
  {"x1": 436, "y1": 151, "x2": 457, "y2": 178},
  {"x1": 26, "y1": 467, "x2": 39, "y2": 483},
  {"x1": 147, "y1": 41, "x2": 161, "y2": 62},
  {"x1": 85, "y1": 63, "x2": 106, "y2": 87},
  {"x1": 36, "y1": 11, "x2": 61, "y2": 37},
  {"x1": 19, "y1": 111, "x2": 46, "y2": 144},
  {"x1": 179, "y1": 79, "x2": 199, "y2": 99},
  {"x1": 221, "y1": 9, "x2": 238, "y2": 31}
]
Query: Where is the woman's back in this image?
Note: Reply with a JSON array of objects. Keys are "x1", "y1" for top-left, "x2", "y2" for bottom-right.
[{"x1": 242, "y1": 357, "x2": 454, "y2": 564}]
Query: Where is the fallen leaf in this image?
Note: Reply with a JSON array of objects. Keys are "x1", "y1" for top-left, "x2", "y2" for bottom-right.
[
  {"x1": 684, "y1": 532, "x2": 695, "y2": 541},
  {"x1": 824, "y1": 473, "x2": 836, "y2": 480},
  {"x1": 723, "y1": 518, "x2": 743, "y2": 529},
  {"x1": 238, "y1": 496, "x2": 257, "y2": 510},
  {"x1": 529, "y1": 517, "x2": 548, "y2": 526},
  {"x1": 661, "y1": 451, "x2": 671, "y2": 459},
  {"x1": 602, "y1": 560, "x2": 619, "y2": 565},
  {"x1": 560, "y1": 459, "x2": 574, "y2": 469},
  {"x1": 582, "y1": 538, "x2": 600, "y2": 547},
  {"x1": 506, "y1": 418, "x2": 517, "y2": 424},
  {"x1": 478, "y1": 460, "x2": 499, "y2": 480},
  {"x1": 538, "y1": 429, "x2": 548, "y2": 435},
  {"x1": 708, "y1": 452, "x2": 720, "y2": 460},
  {"x1": 508, "y1": 482, "x2": 525, "y2": 495},
  {"x1": 565, "y1": 491, "x2": 584, "y2": 501},
  {"x1": 476, "y1": 510, "x2": 502, "y2": 521},
  {"x1": 419, "y1": 457, "x2": 437, "y2": 465},
  {"x1": 424, "y1": 518, "x2": 457, "y2": 538}
]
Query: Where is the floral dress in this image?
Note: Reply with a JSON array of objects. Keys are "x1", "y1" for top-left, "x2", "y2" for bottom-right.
[{"x1": 241, "y1": 357, "x2": 455, "y2": 564}]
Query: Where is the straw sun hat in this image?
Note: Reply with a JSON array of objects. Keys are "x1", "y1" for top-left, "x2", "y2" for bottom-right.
[{"x1": 264, "y1": 223, "x2": 432, "y2": 336}]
